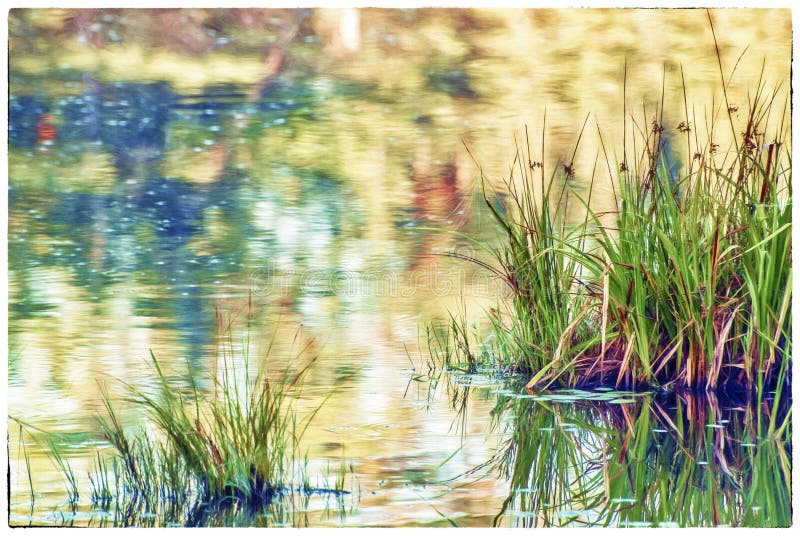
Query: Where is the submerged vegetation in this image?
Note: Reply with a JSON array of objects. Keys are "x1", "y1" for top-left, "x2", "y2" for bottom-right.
[{"x1": 442, "y1": 46, "x2": 790, "y2": 394}]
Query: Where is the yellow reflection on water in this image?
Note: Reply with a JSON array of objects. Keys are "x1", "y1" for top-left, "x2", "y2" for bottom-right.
[{"x1": 7, "y1": 7, "x2": 791, "y2": 527}]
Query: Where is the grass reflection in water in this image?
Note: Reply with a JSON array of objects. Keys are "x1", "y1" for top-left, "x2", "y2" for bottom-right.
[{"x1": 488, "y1": 388, "x2": 790, "y2": 527}]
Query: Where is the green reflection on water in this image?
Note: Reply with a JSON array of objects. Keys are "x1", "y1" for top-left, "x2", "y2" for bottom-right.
[{"x1": 489, "y1": 389, "x2": 791, "y2": 527}]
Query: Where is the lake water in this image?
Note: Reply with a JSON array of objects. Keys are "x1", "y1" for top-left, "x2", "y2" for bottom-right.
[{"x1": 6, "y1": 8, "x2": 792, "y2": 527}]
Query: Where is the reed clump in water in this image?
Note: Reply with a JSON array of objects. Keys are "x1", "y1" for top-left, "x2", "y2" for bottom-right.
[
  {"x1": 93, "y1": 319, "x2": 340, "y2": 514},
  {"x1": 446, "y1": 56, "x2": 790, "y2": 394},
  {"x1": 13, "y1": 312, "x2": 352, "y2": 526}
]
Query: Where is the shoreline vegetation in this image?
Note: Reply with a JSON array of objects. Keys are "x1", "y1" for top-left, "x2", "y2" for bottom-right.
[{"x1": 435, "y1": 33, "x2": 790, "y2": 398}]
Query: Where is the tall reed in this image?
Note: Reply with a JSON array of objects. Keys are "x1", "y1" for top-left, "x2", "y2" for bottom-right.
[
  {"x1": 588, "y1": 71, "x2": 791, "y2": 391},
  {"x1": 447, "y1": 63, "x2": 790, "y2": 394}
]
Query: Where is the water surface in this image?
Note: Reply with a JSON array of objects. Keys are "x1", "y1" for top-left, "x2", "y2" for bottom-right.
[{"x1": 7, "y1": 8, "x2": 792, "y2": 527}]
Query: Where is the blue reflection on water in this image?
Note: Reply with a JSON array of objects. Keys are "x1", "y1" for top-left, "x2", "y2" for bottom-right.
[{"x1": 8, "y1": 77, "x2": 363, "y2": 364}]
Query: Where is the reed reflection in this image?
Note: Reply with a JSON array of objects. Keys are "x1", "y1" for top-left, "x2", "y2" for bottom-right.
[{"x1": 489, "y1": 389, "x2": 791, "y2": 527}]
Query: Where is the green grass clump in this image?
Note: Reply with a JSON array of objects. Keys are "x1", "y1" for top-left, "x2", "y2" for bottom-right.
[
  {"x1": 448, "y1": 62, "x2": 790, "y2": 394},
  {"x1": 587, "y1": 80, "x2": 791, "y2": 393},
  {"x1": 486, "y1": 138, "x2": 598, "y2": 382},
  {"x1": 95, "y1": 325, "x2": 334, "y2": 513},
  {"x1": 9, "y1": 315, "x2": 352, "y2": 526},
  {"x1": 464, "y1": 120, "x2": 604, "y2": 387}
]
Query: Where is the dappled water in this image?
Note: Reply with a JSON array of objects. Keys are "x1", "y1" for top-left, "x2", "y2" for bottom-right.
[{"x1": 7, "y1": 8, "x2": 792, "y2": 527}]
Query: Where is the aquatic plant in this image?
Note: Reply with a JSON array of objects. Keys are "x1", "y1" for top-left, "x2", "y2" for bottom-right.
[
  {"x1": 14, "y1": 312, "x2": 352, "y2": 527},
  {"x1": 459, "y1": 119, "x2": 604, "y2": 386},
  {"x1": 444, "y1": 42, "x2": 790, "y2": 393},
  {"x1": 15, "y1": 424, "x2": 36, "y2": 518},
  {"x1": 584, "y1": 64, "x2": 791, "y2": 392},
  {"x1": 93, "y1": 318, "x2": 343, "y2": 512}
]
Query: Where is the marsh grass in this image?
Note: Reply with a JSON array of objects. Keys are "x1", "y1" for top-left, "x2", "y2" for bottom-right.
[
  {"x1": 16, "y1": 424, "x2": 36, "y2": 516},
  {"x1": 46, "y1": 438, "x2": 81, "y2": 509},
  {"x1": 15, "y1": 311, "x2": 352, "y2": 527},
  {"x1": 442, "y1": 29, "x2": 790, "y2": 394},
  {"x1": 87, "y1": 450, "x2": 115, "y2": 509},
  {"x1": 91, "y1": 318, "x2": 346, "y2": 515},
  {"x1": 584, "y1": 61, "x2": 791, "y2": 392},
  {"x1": 425, "y1": 314, "x2": 493, "y2": 373}
]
